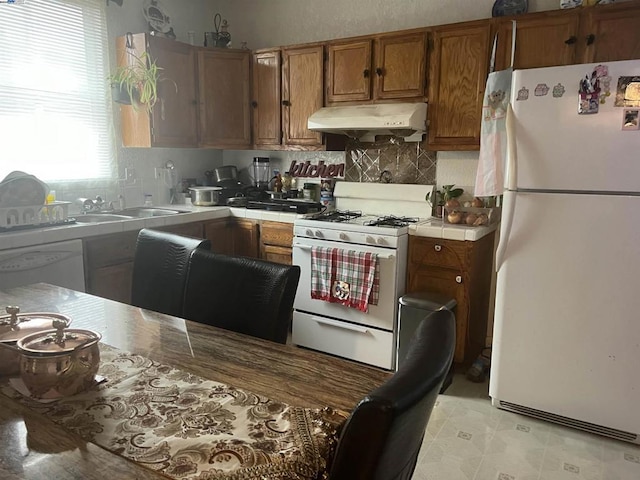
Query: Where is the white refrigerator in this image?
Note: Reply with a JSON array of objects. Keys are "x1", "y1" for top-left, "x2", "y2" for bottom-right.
[{"x1": 489, "y1": 59, "x2": 640, "y2": 443}]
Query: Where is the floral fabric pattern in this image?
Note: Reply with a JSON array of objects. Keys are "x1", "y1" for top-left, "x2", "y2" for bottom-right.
[{"x1": 1, "y1": 344, "x2": 345, "y2": 480}]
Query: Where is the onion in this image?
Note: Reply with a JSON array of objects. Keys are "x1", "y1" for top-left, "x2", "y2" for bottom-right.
[
  {"x1": 471, "y1": 197, "x2": 484, "y2": 208},
  {"x1": 447, "y1": 211, "x2": 463, "y2": 224}
]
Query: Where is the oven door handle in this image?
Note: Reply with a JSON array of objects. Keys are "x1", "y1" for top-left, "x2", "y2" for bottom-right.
[
  {"x1": 311, "y1": 316, "x2": 370, "y2": 334},
  {"x1": 292, "y1": 243, "x2": 395, "y2": 260}
]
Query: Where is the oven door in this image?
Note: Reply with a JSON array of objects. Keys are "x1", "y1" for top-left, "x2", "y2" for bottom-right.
[{"x1": 292, "y1": 237, "x2": 402, "y2": 331}]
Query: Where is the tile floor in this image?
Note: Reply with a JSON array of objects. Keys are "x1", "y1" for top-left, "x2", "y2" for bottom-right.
[{"x1": 413, "y1": 374, "x2": 640, "y2": 480}]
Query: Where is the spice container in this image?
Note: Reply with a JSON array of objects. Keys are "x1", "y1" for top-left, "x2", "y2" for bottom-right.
[{"x1": 303, "y1": 183, "x2": 319, "y2": 201}]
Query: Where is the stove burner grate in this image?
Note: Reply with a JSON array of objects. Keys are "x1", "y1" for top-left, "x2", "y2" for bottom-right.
[
  {"x1": 307, "y1": 209, "x2": 362, "y2": 222},
  {"x1": 364, "y1": 215, "x2": 419, "y2": 228}
]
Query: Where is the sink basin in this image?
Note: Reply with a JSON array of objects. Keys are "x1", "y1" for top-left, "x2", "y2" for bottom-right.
[
  {"x1": 118, "y1": 207, "x2": 188, "y2": 217},
  {"x1": 74, "y1": 214, "x2": 134, "y2": 223}
]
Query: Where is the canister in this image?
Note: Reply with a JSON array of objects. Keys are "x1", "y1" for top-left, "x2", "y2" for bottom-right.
[{"x1": 303, "y1": 183, "x2": 319, "y2": 201}]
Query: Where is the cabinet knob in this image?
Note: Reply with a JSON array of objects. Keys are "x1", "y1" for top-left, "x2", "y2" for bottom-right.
[
  {"x1": 434, "y1": 244, "x2": 442, "y2": 252},
  {"x1": 282, "y1": 100, "x2": 291, "y2": 106},
  {"x1": 363, "y1": 69, "x2": 370, "y2": 78},
  {"x1": 251, "y1": 101, "x2": 258, "y2": 108},
  {"x1": 375, "y1": 67, "x2": 383, "y2": 77},
  {"x1": 455, "y1": 275, "x2": 462, "y2": 284},
  {"x1": 586, "y1": 34, "x2": 596, "y2": 46},
  {"x1": 564, "y1": 36, "x2": 577, "y2": 45}
]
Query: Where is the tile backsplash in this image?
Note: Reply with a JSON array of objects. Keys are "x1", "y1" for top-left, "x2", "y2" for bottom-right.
[{"x1": 345, "y1": 137, "x2": 437, "y2": 184}]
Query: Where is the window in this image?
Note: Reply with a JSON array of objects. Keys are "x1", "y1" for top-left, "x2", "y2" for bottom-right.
[{"x1": 0, "y1": 0, "x2": 112, "y2": 182}]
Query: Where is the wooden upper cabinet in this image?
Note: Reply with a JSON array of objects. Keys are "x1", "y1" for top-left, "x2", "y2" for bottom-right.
[
  {"x1": 428, "y1": 21, "x2": 492, "y2": 151},
  {"x1": 374, "y1": 32, "x2": 427, "y2": 100},
  {"x1": 579, "y1": 3, "x2": 640, "y2": 63},
  {"x1": 118, "y1": 33, "x2": 198, "y2": 147},
  {"x1": 252, "y1": 50, "x2": 282, "y2": 146},
  {"x1": 198, "y1": 49, "x2": 251, "y2": 148},
  {"x1": 326, "y1": 31, "x2": 427, "y2": 104},
  {"x1": 495, "y1": 11, "x2": 580, "y2": 71},
  {"x1": 326, "y1": 40, "x2": 372, "y2": 103},
  {"x1": 282, "y1": 45, "x2": 324, "y2": 146}
]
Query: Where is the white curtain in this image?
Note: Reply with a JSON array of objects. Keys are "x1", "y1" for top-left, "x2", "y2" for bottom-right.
[{"x1": 0, "y1": 0, "x2": 113, "y2": 183}]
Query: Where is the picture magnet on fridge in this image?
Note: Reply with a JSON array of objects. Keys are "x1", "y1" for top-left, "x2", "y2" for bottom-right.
[{"x1": 622, "y1": 108, "x2": 640, "y2": 131}]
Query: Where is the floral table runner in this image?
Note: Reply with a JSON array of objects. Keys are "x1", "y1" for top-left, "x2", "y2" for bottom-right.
[{"x1": 1, "y1": 344, "x2": 346, "y2": 480}]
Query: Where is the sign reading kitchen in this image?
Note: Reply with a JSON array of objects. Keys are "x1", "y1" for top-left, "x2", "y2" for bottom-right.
[{"x1": 289, "y1": 161, "x2": 345, "y2": 178}]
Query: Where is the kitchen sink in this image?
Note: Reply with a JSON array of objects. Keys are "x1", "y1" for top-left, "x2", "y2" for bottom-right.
[
  {"x1": 118, "y1": 207, "x2": 188, "y2": 217},
  {"x1": 74, "y1": 214, "x2": 135, "y2": 223}
]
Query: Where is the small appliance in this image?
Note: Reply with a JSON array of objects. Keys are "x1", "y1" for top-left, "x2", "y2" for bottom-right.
[{"x1": 252, "y1": 157, "x2": 270, "y2": 189}]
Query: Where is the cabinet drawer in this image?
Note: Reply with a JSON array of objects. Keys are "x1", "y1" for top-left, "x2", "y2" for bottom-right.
[
  {"x1": 409, "y1": 237, "x2": 467, "y2": 269},
  {"x1": 84, "y1": 231, "x2": 139, "y2": 268},
  {"x1": 260, "y1": 221, "x2": 293, "y2": 247},
  {"x1": 292, "y1": 311, "x2": 394, "y2": 370},
  {"x1": 160, "y1": 221, "x2": 204, "y2": 238},
  {"x1": 262, "y1": 245, "x2": 292, "y2": 265}
]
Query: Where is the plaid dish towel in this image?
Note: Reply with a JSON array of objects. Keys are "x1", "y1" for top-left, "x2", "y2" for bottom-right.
[{"x1": 311, "y1": 246, "x2": 379, "y2": 313}]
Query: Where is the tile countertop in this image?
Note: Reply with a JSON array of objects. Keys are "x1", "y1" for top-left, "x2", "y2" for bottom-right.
[
  {"x1": 410, "y1": 217, "x2": 498, "y2": 241},
  {"x1": 0, "y1": 205, "x2": 498, "y2": 251}
]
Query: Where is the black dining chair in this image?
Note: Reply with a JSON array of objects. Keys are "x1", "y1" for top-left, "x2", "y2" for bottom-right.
[
  {"x1": 131, "y1": 228, "x2": 211, "y2": 317},
  {"x1": 182, "y1": 249, "x2": 300, "y2": 344},
  {"x1": 327, "y1": 308, "x2": 455, "y2": 480}
]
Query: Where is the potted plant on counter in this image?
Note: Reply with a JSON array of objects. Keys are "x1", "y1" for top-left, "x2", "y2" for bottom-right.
[{"x1": 426, "y1": 184, "x2": 464, "y2": 218}]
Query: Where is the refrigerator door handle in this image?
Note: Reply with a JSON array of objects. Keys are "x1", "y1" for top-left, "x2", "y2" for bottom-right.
[
  {"x1": 495, "y1": 191, "x2": 516, "y2": 272},
  {"x1": 505, "y1": 103, "x2": 517, "y2": 191}
]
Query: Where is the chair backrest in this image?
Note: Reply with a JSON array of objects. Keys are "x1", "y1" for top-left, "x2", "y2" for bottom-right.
[
  {"x1": 131, "y1": 228, "x2": 211, "y2": 316},
  {"x1": 183, "y1": 249, "x2": 301, "y2": 344},
  {"x1": 328, "y1": 308, "x2": 455, "y2": 480}
]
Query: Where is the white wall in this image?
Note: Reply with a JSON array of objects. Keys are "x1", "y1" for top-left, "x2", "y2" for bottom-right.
[{"x1": 210, "y1": 0, "x2": 560, "y2": 50}]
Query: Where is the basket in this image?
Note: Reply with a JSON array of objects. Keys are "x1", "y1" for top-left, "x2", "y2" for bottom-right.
[{"x1": 0, "y1": 202, "x2": 72, "y2": 229}]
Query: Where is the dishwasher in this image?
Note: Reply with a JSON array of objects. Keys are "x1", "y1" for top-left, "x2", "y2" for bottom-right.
[{"x1": 0, "y1": 239, "x2": 85, "y2": 291}]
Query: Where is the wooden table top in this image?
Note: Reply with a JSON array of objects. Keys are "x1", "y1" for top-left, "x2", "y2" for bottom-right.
[{"x1": 0, "y1": 283, "x2": 390, "y2": 480}]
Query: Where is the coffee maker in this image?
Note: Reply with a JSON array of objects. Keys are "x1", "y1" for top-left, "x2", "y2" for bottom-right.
[{"x1": 252, "y1": 157, "x2": 270, "y2": 190}]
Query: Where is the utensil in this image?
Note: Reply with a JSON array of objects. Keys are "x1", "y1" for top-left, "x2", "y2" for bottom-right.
[
  {"x1": 189, "y1": 186, "x2": 222, "y2": 206},
  {"x1": 18, "y1": 323, "x2": 101, "y2": 399},
  {"x1": 212, "y1": 166, "x2": 239, "y2": 183},
  {"x1": 0, "y1": 306, "x2": 72, "y2": 376}
]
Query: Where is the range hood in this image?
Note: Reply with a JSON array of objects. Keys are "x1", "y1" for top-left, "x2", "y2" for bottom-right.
[{"x1": 307, "y1": 102, "x2": 427, "y2": 142}]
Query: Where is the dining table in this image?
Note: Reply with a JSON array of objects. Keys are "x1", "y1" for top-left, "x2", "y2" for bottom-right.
[{"x1": 0, "y1": 283, "x2": 391, "y2": 480}]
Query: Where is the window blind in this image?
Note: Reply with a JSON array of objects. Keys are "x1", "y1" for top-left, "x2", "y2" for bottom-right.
[{"x1": 0, "y1": 0, "x2": 112, "y2": 182}]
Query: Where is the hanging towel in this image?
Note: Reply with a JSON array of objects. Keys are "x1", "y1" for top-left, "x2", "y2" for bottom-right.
[
  {"x1": 311, "y1": 246, "x2": 379, "y2": 313},
  {"x1": 474, "y1": 22, "x2": 515, "y2": 197}
]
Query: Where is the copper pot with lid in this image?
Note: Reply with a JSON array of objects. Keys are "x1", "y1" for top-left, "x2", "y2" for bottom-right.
[
  {"x1": 0, "y1": 306, "x2": 72, "y2": 376},
  {"x1": 0, "y1": 306, "x2": 102, "y2": 399}
]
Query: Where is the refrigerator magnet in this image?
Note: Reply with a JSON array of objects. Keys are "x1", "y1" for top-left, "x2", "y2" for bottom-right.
[
  {"x1": 622, "y1": 108, "x2": 640, "y2": 130},
  {"x1": 516, "y1": 87, "x2": 529, "y2": 101},
  {"x1": 552, "y1": 83, "x2": 566, "y2": 98},
  {"x1": 579, "y1": 92, "x2": 599, "y2": 114},
  {"x1": 615, "y1": 76, "x2": 640, "y2": 107},
  {"x1": 534, "y1": 83, "x2": 549, "y2": 96}
]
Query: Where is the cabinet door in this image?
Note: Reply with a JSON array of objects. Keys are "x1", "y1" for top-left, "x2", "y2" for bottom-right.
[
  {"x1": 148, "y1": 35, "x2": 199, "y2": 147},
  {"x1": 579, "y1": 3, "x2": 640, "y2": 63},
  {"x1": 232, "y1": 219, "x2": 259, "y2": 258},
  {"x1": 87, "y1": 262, "x2": 134, "y2": 305},
  {"x1": 326, "y1": 40, "x2": 373, "y2": 103},
  {"x1": 495, "y1": 12, "x2": 580, "y2": 70},
  {"x1": 407, "y1": 265, "x2": 467, "y2": 363},
  {"x1": 198, "y1": 49, "x2": 251, "y2": 148},
  {"x1": 252, "y1": 50, "x2": 282, "y2": 146},
  {"x1": 262, "y1": 245, "x2": 292, "y2": 265},
  {"x1": 374, "y1": 32, "x2": 427, "y2": 100},
  {"x1": 282, "y1": 46, "x2": 324, "y2": 146},
  {"x1": 160, "y1": 221, "x2": 204, "y2": 239},
  {"x1": 428, "y1": 22, "x2": 491, "y2": 151},
  {"x1": 204, "y1": 219, "x2": 234, "y2": 255}
]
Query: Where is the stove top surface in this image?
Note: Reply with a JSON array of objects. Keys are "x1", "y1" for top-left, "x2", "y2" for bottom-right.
[{"x1": 305, "y1": 210, "x2": 419, "y2": 228}]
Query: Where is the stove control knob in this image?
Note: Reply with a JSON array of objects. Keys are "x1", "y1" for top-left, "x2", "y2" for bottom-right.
[
  {"x1": 366, "y1": 235, "x2": 375, "y2": 244},
  {"x1": 314, "y1": 230, "x2": 324, "y2": 238},
  {"x1": 376, "y1": 237, "x2": 386, "y2": 245},
  {"x1": 339, "y1": 233, "x2": 348, "y2": 240},
  {"x1": 305, "y1": 229, "x2": 314, "y2": 237}
]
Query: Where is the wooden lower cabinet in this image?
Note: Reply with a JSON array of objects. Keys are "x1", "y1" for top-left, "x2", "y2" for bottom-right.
[
  {"x1": 260, "y1": 221, "x2": 293, "y2": 265},
  {"x1": 204, "y1": 218, "x2": 234, "y2": 255},
  {"x1": 84, "y1": 222, "x2": 206, "y2": 304},
  {"x1": 407, "y1": 233, "x2": 495, "y2": 364},
  {"x1": 232, "y1": 219, "x2": 260, "y2": 258}
]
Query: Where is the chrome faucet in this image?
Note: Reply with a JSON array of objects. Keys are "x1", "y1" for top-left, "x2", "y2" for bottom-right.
[{"x1": 77, "y1": 196, "x2": 114, "y2": 213}]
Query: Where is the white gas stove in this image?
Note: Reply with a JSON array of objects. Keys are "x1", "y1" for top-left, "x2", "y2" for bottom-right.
[{"x1": 291, "y1": 182, "x2": 433, "y2": 370}]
